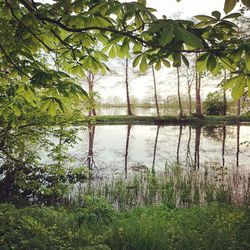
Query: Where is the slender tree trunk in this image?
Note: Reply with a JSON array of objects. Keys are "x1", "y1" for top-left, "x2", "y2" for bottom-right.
[
  {"x1": 125, "y1": 58, "x2": 133, "y2": 115},
  {"x1": 194, "y1": 125, "x2": 201, "y2": 169},
  {"x1": 152, "y1": 66, "x2": 160, "y2": 117},
  {"x1": 177, "y1": 67, "x2": 183, "y2": 118},
  {"x1": 124, "y1": 124, "x2": 131, "y2": 178},
  {"x1": 237, "y1": 99, "x2": 241, "y2": 118},
  {"x1": 187, "y1": 84, "x2": 192, "y2": 115},
  {"x1": 152, "y1": 126, "x2": 160, "y2": 175},
  {"x1": 195, "y1": 71, "x2": 202, "y2": 117},
  {"x1": 177, "y1": 125, "x2": 183, "y2": 162},
  {"x1": 222, "y1": 71, "x2": 227, "y2": 116},
  {"x1": 87, "y1": 71, "x2": 96, "y2": 117}
]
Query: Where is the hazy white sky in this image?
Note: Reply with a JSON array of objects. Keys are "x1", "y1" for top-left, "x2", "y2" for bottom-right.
[
  {"x1": 95, "y1": 0, "x2": 237, "y2": 102},
  {"x1": 122, "y1": 0, "x2": 225, "y2": 18}
]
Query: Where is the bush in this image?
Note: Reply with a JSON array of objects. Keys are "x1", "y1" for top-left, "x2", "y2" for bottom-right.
[
  {"x1": 0, "y1": 202, "x2": 250, "y2": 250},
  {"x1": 109, "y1": 205, "x2": 250, "y2": 250},
  {"x1": 203, "y1": 92, "x2": 225, "y2": 115},
  {"x1": 0, "y1": 201, "x2": 112, "y2": 250}
]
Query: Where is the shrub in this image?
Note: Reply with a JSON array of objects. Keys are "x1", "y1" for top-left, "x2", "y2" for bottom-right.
[
  {"x1": 203, "y1": 92, "x2": 225, "y2": 115},
  {"x1": 0, "y1": 202, "x2": 250, "y2": 250}
]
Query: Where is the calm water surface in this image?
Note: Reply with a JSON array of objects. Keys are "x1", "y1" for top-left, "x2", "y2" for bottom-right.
[
  {"x1": 41, "y1": 124, "x2": 250, "y2": 177},
  {"x1": 1, "y1": 123, "x2": 249, "y2": 205}
]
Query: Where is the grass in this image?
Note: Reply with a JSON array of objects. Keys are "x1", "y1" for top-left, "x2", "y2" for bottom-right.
[
  {"x1": 81, "y1": 165, "x2": 250, "y2": 210},
  {"x1": 1, "y1": 202, "x2": 250, "y2": 250},
  {"x1": 81, "y1": 114, "x2": 250, "y2": 125}
]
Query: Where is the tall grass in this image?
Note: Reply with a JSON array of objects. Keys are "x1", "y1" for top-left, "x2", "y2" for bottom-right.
[{"x1": 79, "y1": 164, "x2": 250, "y2": 210}]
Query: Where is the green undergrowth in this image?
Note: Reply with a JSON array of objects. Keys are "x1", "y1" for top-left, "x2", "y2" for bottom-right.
[
  {"x1": 0, "y1": 200, "x2": 250, "y2": 250},
  {"x1": 84, "y1": 115, "x2": 250, "y2": 125}
]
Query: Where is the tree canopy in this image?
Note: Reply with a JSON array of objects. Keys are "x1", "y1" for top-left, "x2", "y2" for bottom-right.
[{"x1": 0, "y1": 0, "x2": 249, "y2": 126}]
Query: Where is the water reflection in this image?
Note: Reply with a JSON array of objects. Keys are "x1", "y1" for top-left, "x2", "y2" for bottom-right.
[
  {"x1": 75, "y1": 124, "x2": 250, "y2": 177},
  {"x1": 0, "y1": 123, "x2": 249, "y2": 205}
]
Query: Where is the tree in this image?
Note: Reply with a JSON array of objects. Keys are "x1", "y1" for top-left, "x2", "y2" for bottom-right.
[
  {"x1": 176, "y1": 67, "x2": 183, "y2": 118},
  {"x1": 125, "y1": 58, "x2": 133, "y2": 115},
  {"x1": 180, "y1": 56, "x2": 196, "y2": 115},
  {"x1": 151, "y1": 65, "x2": 160, "y2": 116},
  {"x1": 86, "y1": 71, "x2": 97, "y2": 117},
  {"x1": 1, "y1": 0, "x2": 249, "y2": 126}
]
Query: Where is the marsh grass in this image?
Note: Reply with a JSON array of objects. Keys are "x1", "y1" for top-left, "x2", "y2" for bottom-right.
[{"x1": 80, "y1": 164, "x2": 250, "y2": 210}]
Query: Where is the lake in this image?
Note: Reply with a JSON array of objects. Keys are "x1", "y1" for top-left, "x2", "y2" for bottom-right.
[
  {"x1": 41, "y1": 124, "x2": 250, "y2": 176},
  {"x1": 1, "y1": 123, "x2": 249, "y2": 205}
]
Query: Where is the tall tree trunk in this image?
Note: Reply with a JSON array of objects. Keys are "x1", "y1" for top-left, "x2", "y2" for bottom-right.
[
  {"x1": 194, "y1": 125, "x2": 201, "y2": 169},
  {"x1": 124, "y1": 124, "x2": 131, "y2": 179},
  {"x1": 152, "y1": 126, "x2": 160, "y2": 175},
  {"x1": 187, "y1": 84, "x2": 192, "y2": 115},
  {"x1": 87, "y1": 71, "x2": 96, "y2": 117},
  {"x1": 222, "y1": 70, "x2": 227, "y2": 116},
  {"x1": 125, "y1": 58, "x2": 133, "y2": 115},
  {"x1": 177, "y1": 125, "x2": 183, "y2": 163},
  {"x1": 152, "y1": 66, "x2": 160, "y2": 117},
  {"x1": 195, "y1": 71, "x2": 202, "y2": 117},
  {"x1": 237, "y1": 99, "x2": 241, "y2": 118},
  {"x1": 177, "y1": 67, "x2": 183, "y2": 118}
]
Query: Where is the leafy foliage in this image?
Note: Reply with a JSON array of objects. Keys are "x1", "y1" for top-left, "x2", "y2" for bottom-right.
[
  {"x1": 203, "y1": 92, "x2": 225, "y2": 115},
  {"x1": 0, "y1": 203, "x2": 250, "y2": 250},
  {"x1": 0, "y1": 0, "x2": 249, "y2": 126}
]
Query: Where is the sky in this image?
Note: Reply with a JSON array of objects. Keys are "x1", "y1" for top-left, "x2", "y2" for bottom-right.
[
  {"x1": 122, "y1": 0, "x2": 225, "y2": 19},
  {"x1": 96, "y1": 0, "x2": 230, "y2": 103}
]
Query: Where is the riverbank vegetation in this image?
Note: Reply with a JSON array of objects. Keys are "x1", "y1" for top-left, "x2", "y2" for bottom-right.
[{"x1": 1, "y1": 202, "x2": 250, "y2": 250}]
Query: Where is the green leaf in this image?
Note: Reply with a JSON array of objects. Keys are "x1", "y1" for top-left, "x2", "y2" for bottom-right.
[
  {"x1": 159, "y1": 24, "x2": 174, "y2": 45},
  {"x1": 195, "y1": 15, "x2": 216, "y2": 21},
  {"x1": 48, "y1": 101, "x2": 57, "y2": 116},
  {"x1": 232, "y1": 78, "x2": 246, "y2": 100},
  {"x1": 13, "y1": 105, "x2": 22, "y2": 117},
  {"x1": 211, "y1": 11, "x2": 221, "y2": 20},
  {"x1": 162, "y1": 59, "x2": 171, "y2": 68},
  {"x1": 133, "y1": 55, "x2": 142, "y2": 68},
  {"x1": 155, "y1": 60, "x2": 161, "y2": 71},
  {"x1": 196, "y1": 53, "x2": 209, "y2": 72},
  {"x1": 133, "y1": 42, "x2": 143, "y2": 52},
  {"x1": 222, "y1": 13, "x2": 241, "y2": 19},
  {"x1": 224, "y1": 0, "x2": 237, "y2": 14},
  {"x1": 173, "y1": 53, "x2": 181, "y2": 67},
  {"x1": 139, "y1": 55, "x2": 148, "y2": 72},
  {"x1": 224, "y1": 75, "x2": 245, "y2": 90},
  {"x1": 174, "y1": 26, "x2": 203, "y2": 48},
  {"x1": 109, "y1": 45, "x2": 116, "y2": 59},
  {"x1": 207, "y1": 54, "x2": 217, "y2": 72},
  {"x1": 137, "y1": 0, "x2": 147, "y2": 6}
]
